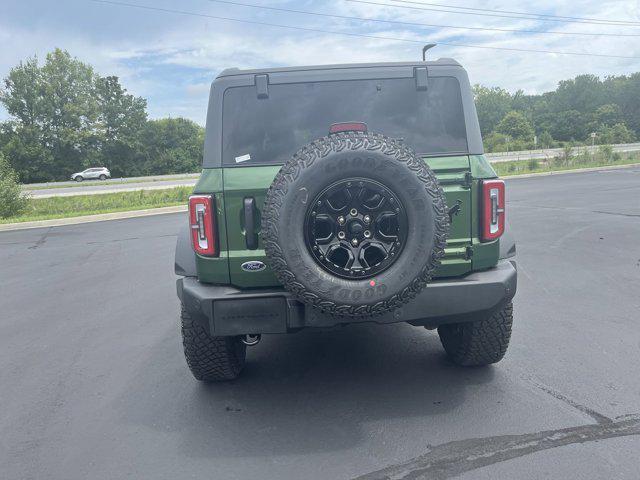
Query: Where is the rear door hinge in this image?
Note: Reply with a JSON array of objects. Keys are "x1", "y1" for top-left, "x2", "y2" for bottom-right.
[
  {"x1": 464, "y1": 245, "x2": 474, "y2": 261},
  {"x1": 463, "y1": 171, "x2": 473, "y2": 189}
]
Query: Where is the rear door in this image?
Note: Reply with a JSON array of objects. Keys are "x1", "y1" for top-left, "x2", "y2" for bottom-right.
[{"x1": 219, "y1": 72, "x2": 474, "y2": 288}]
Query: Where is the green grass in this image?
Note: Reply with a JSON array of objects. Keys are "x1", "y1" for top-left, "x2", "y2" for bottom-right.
[
  {"x1": 493, "y1": 150, "x2": 640, "y2": 177},
  {"x1": 1, "y1": 187, "x2": 191, "y2": 224}
]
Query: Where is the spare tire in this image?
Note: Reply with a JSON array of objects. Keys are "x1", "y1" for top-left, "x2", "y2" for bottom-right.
[{"x1": 262, "y1": 131, "x2": 449, "y2": 317}]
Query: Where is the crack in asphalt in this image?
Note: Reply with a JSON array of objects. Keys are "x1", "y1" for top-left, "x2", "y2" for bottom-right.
[
  {"x1": 86, "y1": 233, "x2": 176, "y2": 245},
  {"x1": 354, "y1": 382, "x2": 636, "y2": 480},
  {"x1": 509, "y1": 203, "x2": 640, "y2": 219},
  {"x1": 526, "y1": 379, "x2": 612, "y2": 425},
  {"x1": 27, "y1": 227, "x2": 52, "y2": 250},
  {"x1": 353, "y1": 416, "x2": 640, "y2": 480},
  {"x1": 591, "y1": 210, "x2": 640, "y2": 218}
]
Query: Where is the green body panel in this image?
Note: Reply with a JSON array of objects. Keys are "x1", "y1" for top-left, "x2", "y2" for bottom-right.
[
  {"x1": 193, "y1": 170, "x2": 229, "y2": 284},
  {"x1": 469, "y1": 154, "x2": 498, "y2": 179},
  {"x1": 467, "y1": 154, "x2": 501, "y2": 271},
  {"x1": 194, "y1": 155, "x2": 502, "y2": 287}
]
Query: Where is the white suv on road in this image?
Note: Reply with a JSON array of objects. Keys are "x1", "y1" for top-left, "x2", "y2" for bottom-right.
[{"x1": 71, "y1": 167, "x2": 111, "y2": 182}]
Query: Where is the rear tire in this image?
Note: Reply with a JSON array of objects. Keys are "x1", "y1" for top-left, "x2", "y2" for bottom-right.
[
  {"x1": 438, "y1": 302, "x2": 513, "y2": 366},
  {"x1": 180, "y1": 304, "x2": 246, "y2": 381}
]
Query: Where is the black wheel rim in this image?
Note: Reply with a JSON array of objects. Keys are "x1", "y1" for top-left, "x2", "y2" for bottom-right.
[{"x1": 304, "y1": 177, "x2": 408, "y2": 279}]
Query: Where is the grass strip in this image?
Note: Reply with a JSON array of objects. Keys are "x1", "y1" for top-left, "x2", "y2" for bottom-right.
[
  {"x1": 494, "y1": 150, "x2": 640, "y2": 177},
  {"x1": 1, "y1": 187, "x2": 191, "y2": 224}
]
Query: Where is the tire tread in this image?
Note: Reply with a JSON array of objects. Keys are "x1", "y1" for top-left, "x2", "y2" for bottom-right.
[
  {"x1": 180, "y1": 304, "x2": 246, "y2": 381},
  {"x1": 438, "y1": 302, "x2": 513, "y2": 366}
]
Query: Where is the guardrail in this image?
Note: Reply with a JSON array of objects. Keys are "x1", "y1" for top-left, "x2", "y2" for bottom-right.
[{"x1": 485, "y1": 142, "x2": 640, "y2": 163}]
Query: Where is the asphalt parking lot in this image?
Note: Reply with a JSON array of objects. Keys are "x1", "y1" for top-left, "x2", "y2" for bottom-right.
[{"x1": 1, "y1": 167, "x2": 639, "y2": 479}]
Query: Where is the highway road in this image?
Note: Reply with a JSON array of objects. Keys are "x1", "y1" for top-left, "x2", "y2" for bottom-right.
[
  {"x1": 25, "y1": 176, "x2": 198, "y2": 198},
  {"x1": 1, "y1": 167, "x2": 639, "y2": 479}
]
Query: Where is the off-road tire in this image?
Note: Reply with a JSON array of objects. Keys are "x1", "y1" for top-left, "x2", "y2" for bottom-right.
[
  {"x1": 262, "y1": 131, "x2": 449, "y2": 317},
  {"x1": 438, "y1": 302, "x2": 513, "y2": 366},
  {"x1": 180, "y1": 304, "x2": 246, "y2": 381}
]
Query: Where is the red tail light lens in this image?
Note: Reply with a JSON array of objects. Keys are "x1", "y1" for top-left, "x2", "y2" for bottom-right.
[
  {"x1": 481, "y1": 180, "x2": 505, "y2": 242},
  {"x1": 189, "y1": 195, "x2": 218, "y2": 256},
  {"x1": 329, "y1": 122, "x2": 368, "y2": 134}
]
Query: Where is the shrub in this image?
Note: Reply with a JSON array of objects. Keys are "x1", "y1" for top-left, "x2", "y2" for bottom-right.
[
  {"x1": 0, "y1": 153, "x2": 29, "y2": 218},
  {"x1": 597, "y1": 144, "x2": 614, "y2": 163},
  {"x1": 527, "y1": 159, "x2": 539, "y2": 171},
  {"x1": 553, "y1": 145, "x2": 574, "y2": 168}
]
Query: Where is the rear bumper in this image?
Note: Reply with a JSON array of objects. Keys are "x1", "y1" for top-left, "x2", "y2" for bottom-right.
[{"x1": 177, "y1": 259, "x2": 517, "y2": 336}]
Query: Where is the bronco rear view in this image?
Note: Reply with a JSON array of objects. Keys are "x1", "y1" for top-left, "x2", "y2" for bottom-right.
[{"x1": 175, "y1": 56, "x2": 517, "y2": 381}]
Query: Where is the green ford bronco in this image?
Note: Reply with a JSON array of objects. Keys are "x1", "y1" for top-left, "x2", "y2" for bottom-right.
[{"x1": 175, "y1": 57, "x2": 517, "y2": 381}]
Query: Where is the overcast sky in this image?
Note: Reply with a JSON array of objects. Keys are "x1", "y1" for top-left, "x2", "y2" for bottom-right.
[{"x1": 2, "y1": 0, "x2": 640, "y2": 124}]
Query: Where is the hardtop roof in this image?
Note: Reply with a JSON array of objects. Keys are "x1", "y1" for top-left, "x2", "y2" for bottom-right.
[{"x1": 216, "y1": 58, "x2": 462, "y2": 78}]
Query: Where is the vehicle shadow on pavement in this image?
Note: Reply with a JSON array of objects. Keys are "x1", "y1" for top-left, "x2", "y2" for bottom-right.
[{"x1": 119, "y1": 322, "x2": 496, "y2": 459}]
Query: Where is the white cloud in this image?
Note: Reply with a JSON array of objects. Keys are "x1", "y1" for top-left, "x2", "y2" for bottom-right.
[{"x1": 2, "y1": 0, "x2": 640, "y2": 124}]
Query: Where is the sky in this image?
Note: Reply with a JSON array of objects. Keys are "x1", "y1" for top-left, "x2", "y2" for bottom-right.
[{"x1": 1, "y1": 0, "x2": 640, "y2": 125}]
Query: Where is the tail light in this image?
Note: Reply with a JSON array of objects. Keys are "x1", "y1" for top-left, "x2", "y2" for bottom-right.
[
  {"x1": 481, "y1": 180, "x2": 505, "y2": 242},
  {"x1": 189, "y1": 195, "x2": 218, "y2": 256}
]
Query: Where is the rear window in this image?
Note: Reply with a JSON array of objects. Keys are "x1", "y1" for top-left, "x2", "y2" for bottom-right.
[{"x1": 222, "y1": 77, "x2": 467, "y2": 166}]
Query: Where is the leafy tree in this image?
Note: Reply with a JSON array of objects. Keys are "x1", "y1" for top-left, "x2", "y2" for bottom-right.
[
  {"x1": 604, "y1": 73, "x2": 640, "y2": 136},
  {"x1": 0, "y1": 49, "x2": 148, "y2": 181},
  {"x1": 496, "y1": 111, "x2": 534, "y2": 141},
  {"x1": 593, "y1": 104, "x2": 623, "y2": 128},
  {"x1": 552, "y1": 74, "x2": 607, "y2": 113},
  {"x1": 0, "y1": 152, "x2": 29, "y2": 218},
  {"x1": 94, "y1": 75, "x2": 147, "y2": 176},
  {"x1": 538, "y1": 131, "x2": 554, "y2": 149},
  {"x1": 473, "y1": 85, "x2": 512, "y2": 137},
  {"x1": 139, "y1": 118, "x2": 204, "y2": 175},
  {"x1": 1, "y1": 49, "x2": 98, "y2": 180},
  {"x1": 598, "y1": 123, "x2": 636, "y2": 144},
  {"x1": 546, "y1": 110, "x2": 589, "y2": 142},
  {"x1": 0, "y1": 122, "x2": 54, "y2": 182}
]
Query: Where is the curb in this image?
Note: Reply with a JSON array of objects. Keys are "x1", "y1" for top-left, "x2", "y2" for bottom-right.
[
  {"x1": 0, "y1": 205, "x2": 187, "y2": 232},
  {"x1": 502, "y1": 162, "x2": 640, "y2": 180}
]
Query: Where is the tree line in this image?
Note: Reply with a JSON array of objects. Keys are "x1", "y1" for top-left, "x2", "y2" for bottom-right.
[
  {"x1": 475, "y1": 73, "x2": 640, "y2": 152},
  {"x1": 1, "y1": 49, "x2": 639, "y2": 183},
  {"x1": 0, "y1": 49, "x2": 203, "y2": 183}
]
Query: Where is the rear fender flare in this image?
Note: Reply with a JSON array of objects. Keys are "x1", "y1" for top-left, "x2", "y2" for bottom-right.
[
  {"x1": 499, "y1": 220, "x2": 516, "y2": 260},
  {"x1": 175, "y1": 226, "x2": 197, "y2": 277}
]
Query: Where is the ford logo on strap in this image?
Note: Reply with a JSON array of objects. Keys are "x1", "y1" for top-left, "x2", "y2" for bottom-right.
[{"x1": 241, "y1": 261, "x2": 266, "y2": 272}]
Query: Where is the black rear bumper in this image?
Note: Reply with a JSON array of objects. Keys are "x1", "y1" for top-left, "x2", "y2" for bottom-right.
[{"x1": 177, "y1": 260, "x2": 517, "y2": 336}]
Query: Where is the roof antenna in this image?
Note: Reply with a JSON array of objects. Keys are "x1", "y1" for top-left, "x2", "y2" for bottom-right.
[{"x1": 422, "y1": 43, "x2": 437, "y2": 61}]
